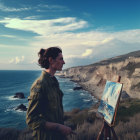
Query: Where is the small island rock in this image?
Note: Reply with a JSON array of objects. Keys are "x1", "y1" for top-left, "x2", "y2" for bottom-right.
[
  {"x1": 15, "y1": 104, "x2": 27, "y2": 111},
  {"x1": 13, "y1": 92, "x2": 25, "y2": 99},
  {"x1": 73, "y1": 87, "x2": 83, "y2": 90}
]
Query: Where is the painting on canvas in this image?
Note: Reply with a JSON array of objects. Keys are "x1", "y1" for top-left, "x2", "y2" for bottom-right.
[{"x1": 98, "y1": 80, "x2": 123, "y2": 124}]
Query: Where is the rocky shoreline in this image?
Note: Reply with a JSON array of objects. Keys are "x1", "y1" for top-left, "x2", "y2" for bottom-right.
[
  {"x1": 56, "y1": 74, "x2": 101, "y2": 101},
  {"x1": 56, "y1": 50, "x2": 140, "y2": 100}
]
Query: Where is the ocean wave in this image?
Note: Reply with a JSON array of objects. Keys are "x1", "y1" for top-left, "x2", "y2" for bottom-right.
[
  {"x1": 83, "y1": 99, "x2": 91, "y2": 102},
  {"x1": 5, "y1": 108, "x2": 16, "y2": 112},
  {"x1": 5, "y1": 95, "x2": 26, "y2": 100},
  {"x1": 14, "y1": 109, "x2": 25, "y2": 113},
  {"x1": 80, "y1": 93, "x2": 85, "y2": 95},
  {"x1": 5, "y1": 109, "x2": 12, "y2": 112},
  {"x1": 91, "y1": 96, "x2": 98, "y2": 102},
  {"x1": 15, "y1": 123, "x2": 21, "y2": 126},
  {"x1": 5, "y1": 95, "x2": 19, "y2": 100}
]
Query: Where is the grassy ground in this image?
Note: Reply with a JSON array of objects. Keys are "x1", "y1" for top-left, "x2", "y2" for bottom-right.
[{"x1": 1, "y1": 98, "x2": 140, "y2": 140}]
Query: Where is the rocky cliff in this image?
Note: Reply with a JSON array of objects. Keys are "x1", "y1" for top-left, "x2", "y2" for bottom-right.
[{"x1": 56, "y1": 50, "x2": 140, "y2": 100}]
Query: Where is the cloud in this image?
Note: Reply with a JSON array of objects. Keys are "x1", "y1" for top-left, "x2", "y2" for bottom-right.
[
  {"x1": 1, "y1": 35, "x2": 16, "y2": 38},
  {"x1": 101, "y1": 37, "x2": 114, "y2": 43},
  {"x1": 23, "y1": 16, "x2": 42, "y2": 20},
  {"x1": 0, "y1": 34, "x2": 29, "y2": 41},
  {"x1": 1, "y1": 16, "x2": 140, "y2": 69},
  {"x1": 0, "y1": 3, "x2": 31, "y2": 12},
  {"x1": 38, "y1": 4, "x2": 69, "y2": 11},
  {"x1": 83, "y1": 12, "x2": 92, "y2": 17},
  {"x1": 8, "y1": 55, "x2": 25, "y2": 64},
  {"x1": 30, "y1": 29, "x2": 140, "y2": 49},
  {"x1": 0, "y1": 17, "x2": 88, "y2": 35},
  {"x1": 0, "y1": 3, "x2": 69, "y2": 12},
  {"x1": 9, "y1": 59, "x2": 14, "y2": 63},
  {"x1": 82, "y1": 49, "x2": 92, "y2": 57},
  {"x1": 65, "y1": 49, "x2": 93, "y2": 59},
  {"x1": 15, "y1": 57, "x2": 20, "y2": 63}
]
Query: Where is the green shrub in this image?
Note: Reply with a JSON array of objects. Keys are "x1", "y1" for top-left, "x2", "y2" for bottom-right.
[
  {"x1": 69, "y1": 108, "x2": 80, "y2": 114},
  {"x1": 115, "y1": 98, "x2": 140, "y2": 125}
]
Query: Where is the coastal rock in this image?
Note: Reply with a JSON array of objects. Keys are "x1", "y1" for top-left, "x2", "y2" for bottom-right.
[
  {"x1": 121, "y1": 91, "x2": 130, "y2": 99},
  {"x1": 73, "y1": 87, "x2": 83, "y2": 90},
  {"x1": 57, "y1": 50, "x2": 140, "y2": 100},
  {"x1": 15, "y1": 104, "x2": 27, "y2": 111},
  {"x1": 13, "y1": 92, "x2": 25, "y2": 99}
]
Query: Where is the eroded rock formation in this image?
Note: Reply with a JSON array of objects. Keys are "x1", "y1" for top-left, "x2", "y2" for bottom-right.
[{"x1": 56, "y1": 50, "x2": 140, "y2": 100}]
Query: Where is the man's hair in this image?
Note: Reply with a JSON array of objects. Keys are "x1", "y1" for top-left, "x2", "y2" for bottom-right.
[{"x1": 38, "y1": 47, "x2": 62, "y2": 69}]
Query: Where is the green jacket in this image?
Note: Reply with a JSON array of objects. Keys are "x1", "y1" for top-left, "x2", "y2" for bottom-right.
[{"x1": 26, "y1": 71, "x2": 64, "y2": 140}]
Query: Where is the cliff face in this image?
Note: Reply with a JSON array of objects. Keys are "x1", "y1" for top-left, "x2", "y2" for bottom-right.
[{"x1": 57, "y1": 50, "x2": 140, "y2": 100}]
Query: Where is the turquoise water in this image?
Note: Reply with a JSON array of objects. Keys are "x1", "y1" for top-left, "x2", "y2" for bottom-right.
[{"x1": 0, "y1": 70, "x2": 98, "y2": 129}]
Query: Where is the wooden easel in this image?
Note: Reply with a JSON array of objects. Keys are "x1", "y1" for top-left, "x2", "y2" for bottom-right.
[{"x1": 96, "y1": 76, "x2": 122, "y2": 140}]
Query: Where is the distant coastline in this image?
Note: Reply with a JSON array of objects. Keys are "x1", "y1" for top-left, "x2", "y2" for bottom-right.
[{"x1": 56, "y1": 74, "x2": 100, "y2": 101}]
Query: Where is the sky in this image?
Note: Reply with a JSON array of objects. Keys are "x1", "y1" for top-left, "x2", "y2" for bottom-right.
[{"x1": 0, "y1": 0, "x2": 140, "y2": 70}]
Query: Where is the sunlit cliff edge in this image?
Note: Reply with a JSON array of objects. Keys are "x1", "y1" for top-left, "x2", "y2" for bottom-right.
[{"x1": 56, "y1": 50, "x2": 140, "y2": 100}]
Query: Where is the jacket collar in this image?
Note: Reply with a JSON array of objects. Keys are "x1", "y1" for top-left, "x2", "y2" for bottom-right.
[{"x1": 42, "y1": 71, "x2": 58, "y2": 86}]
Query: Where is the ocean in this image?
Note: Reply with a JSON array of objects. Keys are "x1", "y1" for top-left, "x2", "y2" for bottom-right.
[{"x1": 0, "y1": 70, "x2": 98, "y2": 130}]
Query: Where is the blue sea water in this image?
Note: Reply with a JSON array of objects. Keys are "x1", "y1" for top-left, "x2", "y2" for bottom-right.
[{"x1": 0, "y1": 70, "x2": 98, "y2": 130}]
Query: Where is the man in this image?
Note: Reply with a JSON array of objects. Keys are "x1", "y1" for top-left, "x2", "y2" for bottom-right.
[{"x1": 26, "y1": 47, "x2": 74, "y2": 140}]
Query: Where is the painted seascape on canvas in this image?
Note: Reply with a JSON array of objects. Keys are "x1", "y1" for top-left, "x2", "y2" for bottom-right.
[{"x1": 98, "y1": 80, "x2": 123, "y2": 124}]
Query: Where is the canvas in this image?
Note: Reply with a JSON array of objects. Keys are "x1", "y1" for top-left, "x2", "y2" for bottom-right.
[{"x1": 98, "y1": 80, "x2": 123, "y2": 124}]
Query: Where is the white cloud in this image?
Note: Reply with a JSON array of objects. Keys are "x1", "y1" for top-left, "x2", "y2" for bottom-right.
[
  {"x1": 83, "y1": 12, "x2": 92, "y2": 17},
  {"x1": 0, "y1": 3, "x2": 69, "y2": 12},
  {"x1": 0, "y1": 17, "x2": 88, "y2": 36},
  {"x1": 0, "y1": 3, "x2": 31, "y2": 12},
  {"x1": 82, "y1": 49, "x2": 92, "y2": 57},
  {"x1": 1, "y1": 35, "x2": 16, "y2": 38},
  {"x1": 65, "y1": 49, "x2": 93, "y2": 59},
  {"x1": 15, "y1": 57, "x2": 20, "y2": 63},
  {"x1": 38, "y1": 4, "x2": 69, "y2": 11},
  {"x1": 30, "y1": 29, "x2": 140, "y2": 50},
  {"x1": 101, "y1": 37, "x2": 114, "y2": 43},
  {"x1": 7, "y1": 55, "x2": 25, "y2": 64},
  {"x1": 0, "y1": 34, "x2": 29, "y2": 41},
  {"x1": 21, "y1": 55, "x2": 24, "y2": 61},
  {"x1": 1, "y1": 16, "x2": 140, "y2": 69},
  {"x1": 23, "y1": 16, "x2": 42, "y2": 20}
]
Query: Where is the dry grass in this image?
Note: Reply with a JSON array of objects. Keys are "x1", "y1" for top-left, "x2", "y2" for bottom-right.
[
  {"x1": 115, "y1": 113, "x2": 140, "y2": 140},
  {"x1": 66, "y1": 113, "x2": 140, "y2": 140},
  {"x1": 1, "y1": 114, "x2": 140, "y2": 140},
  {"x1": 0, "y1": 127, "x2": 33, "y2": 140},
  {"x1": 66, "y1": 120, "x2": 103, "y2": 140},
  {"x1": 1, "y1": 99, "x2": 140, "y2": 140}
]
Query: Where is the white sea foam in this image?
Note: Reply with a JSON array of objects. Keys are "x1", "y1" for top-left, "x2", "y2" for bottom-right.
[
  {"x1": 83, "y1": 99, "x2": 91, "y2": 102},
  {"x1": 69, "y1": 89, "x2": 73, "y2": 90},
  {"x1": 91, "y1": 96, "x2": 98, "y2": 102},
  {"x1": 5, "y1": 95, "x2": 19, "y2": 100},
  {"x1": 5, "y1": 108, "x2": 14, "y2": 112},
  {"x1": 15, "y1": 109, "x2": 24, "y2": 113},
  {"x1": 80, "y1": 93, "x2": 84, "y2": 95},
  {"x1": 15, "y1": 123, "x2": 20, "y2": 126}
]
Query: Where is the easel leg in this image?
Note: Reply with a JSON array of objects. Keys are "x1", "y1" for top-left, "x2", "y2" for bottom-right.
[
  {"x1": 111, "y1": 127, "x2": 118, "y2": 140},
  {"x1": 96, "y1": 123, "x2": 105, "y2": 140},
  {"x1": 104, "y1": 122, "x2": 111, "y2": 140}
]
